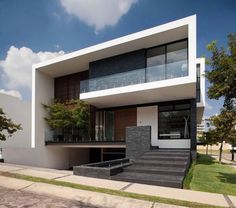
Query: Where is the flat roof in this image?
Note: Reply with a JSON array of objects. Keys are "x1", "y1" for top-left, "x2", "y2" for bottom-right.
[{"x1": 34, "y1": 15, "x2": 195, "y2": 78}]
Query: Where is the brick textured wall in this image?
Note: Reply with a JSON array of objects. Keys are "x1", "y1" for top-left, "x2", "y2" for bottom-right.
[{"x1": 126, "y1": 126, "x2": 151, "y2": 160}]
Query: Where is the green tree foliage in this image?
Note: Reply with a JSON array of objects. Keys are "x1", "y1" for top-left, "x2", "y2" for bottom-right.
[
  {"x1": 210, "y1": 109, "x2": 236, "y2": 163},
  {"x1": 206, "y1": 34, "x2": 236, "y2": 162},
  {"x1": 43, "y1": 99, "x2": 89, "y2": 132},
  {"x1": 43, "y1": 101, "x2": 73, "y2": 130},
  {"x1": 0, "y1": 107, "x2": 22, "y2": 141},
  {"x1": 206, "y1": 33, "x2": 236, "y2": 109}
]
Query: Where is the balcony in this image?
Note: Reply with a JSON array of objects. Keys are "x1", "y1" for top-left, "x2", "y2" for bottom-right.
[
  {"x1": 79, "y1": 59, "x2": 196, "y2": 108},
  {"x1": 45, "y1": 128, "x2": 125, "y2": 148},
  {"x1": 80, "y1": 60, "x2": 188, "y2": 93}
]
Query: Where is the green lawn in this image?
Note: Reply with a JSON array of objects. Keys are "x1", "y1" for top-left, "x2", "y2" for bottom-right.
[{"x1": 185, "y1": 154, "x2": 236, "y2": 196}]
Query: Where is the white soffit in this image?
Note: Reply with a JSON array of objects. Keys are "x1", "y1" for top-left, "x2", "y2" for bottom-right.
[
  {"x1": 34, "y1": 16, "x2": 196, "y2": 78},
  {"x1": 81, "y1": 82, "x2": 196, "y2": 108}
]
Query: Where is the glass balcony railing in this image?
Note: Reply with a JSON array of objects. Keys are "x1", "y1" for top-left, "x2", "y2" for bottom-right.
[{"x1": 80, "y1": 60, "x2": 188, "y2": 93}]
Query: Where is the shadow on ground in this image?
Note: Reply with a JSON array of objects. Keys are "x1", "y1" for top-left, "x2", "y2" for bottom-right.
[
  {"x1": 217, "y1": 172, "x2": 236, "y2": 185},
  {"x1": 196, "y1": 154, "x2": 215, "y2": 165}
]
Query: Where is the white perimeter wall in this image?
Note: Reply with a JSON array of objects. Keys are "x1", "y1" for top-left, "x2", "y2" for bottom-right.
[
  {"x1": 137, "y1": 105, "x2": 190, "y2": 149},
  {"x1": 0, "y1": 94, "x2": 31, "y2": 148}
]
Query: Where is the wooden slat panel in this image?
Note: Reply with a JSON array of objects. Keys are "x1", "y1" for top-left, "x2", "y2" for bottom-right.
[{"x1": 115, "y1": 108, "x2": 137, "y2": 141}]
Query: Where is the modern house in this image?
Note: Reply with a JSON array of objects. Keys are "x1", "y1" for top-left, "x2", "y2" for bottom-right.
[{"x1": 30, "y1": 15, "x2": 205, "y2": 178}]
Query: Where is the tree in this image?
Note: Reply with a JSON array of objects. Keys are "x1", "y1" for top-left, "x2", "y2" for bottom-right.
[
  {"x1": 210, "y1": 109, "x2": 236, "y2": 163},
  {"x1": 206, "y1": 33, "x2": 236, "y2": 110},
  {"x1": 43, "y1": 101, "x2": 73, "y2": 130},
  {"x1": 199, "y1": 130, "x2": 217, "y2": 155},
  {"x1": 0, "y1": 107, "x2": 22, "y2": 141},
  {"x1": 206, "y1": 34, "x2": 236, "y2": 162},
  {"x1": 43, "y1": 99, "x2": 89, "y2": 139}
]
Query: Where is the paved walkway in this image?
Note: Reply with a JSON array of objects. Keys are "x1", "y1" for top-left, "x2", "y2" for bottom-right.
[{"x1": 0, "y1": 163, "x2": 235, "y2": 207}]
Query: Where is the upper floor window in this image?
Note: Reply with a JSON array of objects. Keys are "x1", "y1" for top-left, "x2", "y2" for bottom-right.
[{"x1": 146, "y1": 40, "x2": 188, "y2": 82}]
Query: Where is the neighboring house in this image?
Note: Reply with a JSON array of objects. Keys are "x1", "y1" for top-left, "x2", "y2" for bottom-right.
[
  {"x1": 197, "y1": 117, "x2": 211, "y2": 141},
  {"x1": 3, "y1": 15, "x2": 205, "y2": 170}
]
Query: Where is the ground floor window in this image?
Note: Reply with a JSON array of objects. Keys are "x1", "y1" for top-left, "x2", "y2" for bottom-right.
[{"x1": 158, "y1": 103, "x2": 190, "y2": 139}]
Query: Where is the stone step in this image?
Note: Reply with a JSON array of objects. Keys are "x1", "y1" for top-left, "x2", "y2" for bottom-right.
[
  {"x1": 143, "y1": 152, "x2": 190, "y2": 157},
  {"x1": 140, "y1": 155, "x2": 189, "y2": 161},
  {"x1": 134, "y1": 159, "x2": 188, "y2": 168},
  {"x1": 124, "y1": 165, "x2": 186, "y2": 176},
  {"x1": 112, "y1": 172, "x2": 183, "y2": 188}
]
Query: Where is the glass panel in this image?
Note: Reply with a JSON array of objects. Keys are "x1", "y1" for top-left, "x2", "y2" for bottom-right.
[
  {"x1": 159, "y1": 109, "x2": 190, "y2": 139},
  {"x1": 80, "y1": 68, "x2": 145, "y2": 93},
  {"x1": 167, "y1": 40, "x2": 188, "y2": 79},
  {"x1": 146, "y1": 46, "x2": 166, "y2": 82}
]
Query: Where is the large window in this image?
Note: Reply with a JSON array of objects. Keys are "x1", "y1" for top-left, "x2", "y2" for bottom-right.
[
  {"x1": 158, "y1": 103, "x2": 190, "y2": 139},
  {"x1": 166, "y1": 41, "x2": 188, "y2": 78},
  {"x1": 146, "y1": 40, "x2": 188, "y2": 82}
]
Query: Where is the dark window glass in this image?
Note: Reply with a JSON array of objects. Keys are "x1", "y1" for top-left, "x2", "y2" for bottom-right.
[
  {"x1": 146, "y1": 46, "x2": 166, "y2": 81},
  {"x1": 166, "y1": 40, "x2": 188, "y2": 79},
  {"x1": 159, "y1": 105, "x2": 173, "y2": 112},
  {"x1": 175, "y1": 104, "x2": 190, "y2": 110},
  {"x1": 159, "y1": 110, "x2": 190, "y2": 139},
  {"x1": 196, "y1": 64, "x2": 201, "y2": 102}
]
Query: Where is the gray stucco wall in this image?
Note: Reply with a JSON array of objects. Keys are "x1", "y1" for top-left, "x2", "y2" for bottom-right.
[
  {"x1": 89, "y1": 49, "x2": 146, "y2": 79},
  {"x1": 126, "y1": 126, "x2": 151, "y2": 160}
]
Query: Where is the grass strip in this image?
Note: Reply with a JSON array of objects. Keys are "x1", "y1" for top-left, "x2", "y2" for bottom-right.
[
  {"x1": 183, "y1": 160, "x2": 196, "y2": 189},
  {"x1": 0, "y1": 171, "x2": 223, "y2": 208}
]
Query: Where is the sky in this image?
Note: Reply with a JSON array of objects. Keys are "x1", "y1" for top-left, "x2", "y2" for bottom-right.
[{"x1": 0, "y1": 0, "x2": 235, "y2": 117}]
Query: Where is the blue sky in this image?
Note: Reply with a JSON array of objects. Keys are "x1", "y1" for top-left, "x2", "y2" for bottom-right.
[{"x1": 0, "y1": 0, "x2": 235, "y2": 117}]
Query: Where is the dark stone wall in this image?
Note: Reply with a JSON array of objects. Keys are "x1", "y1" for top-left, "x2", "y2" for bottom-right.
[
  {"x1": 126, "y1": 126, "x2": 151, "y2": 160},
  {"x1": 190, "y1": 99, "x2": 197, "y2": 150},
  {"x1": 89, "y1": 50, "x2": 146, "y2": 79}
]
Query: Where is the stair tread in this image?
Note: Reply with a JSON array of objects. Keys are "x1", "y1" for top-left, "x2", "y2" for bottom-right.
[
  {"x1": 140, "y1": 156, "x2": 188, "y2": 160},
  {"x1": 135, "y1": 159, "x2": 187, "y2": 165},
  {"x1": 125, "y1": 165, "x2": 185, "y2": 173}
]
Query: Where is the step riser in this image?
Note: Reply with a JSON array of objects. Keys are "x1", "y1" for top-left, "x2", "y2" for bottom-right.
[
  {"x1": 140, "y1": 157, "x2": 188, "y2": 161},
  {"x1": 124, "y1": 168, "x2": 185, "y2": 176},
  {"x1": 113, "y1": 177, "x2": 182, "y2": 188},
  {"x1": 134, "y1": 162, "x2": 187, "y2": 168}
]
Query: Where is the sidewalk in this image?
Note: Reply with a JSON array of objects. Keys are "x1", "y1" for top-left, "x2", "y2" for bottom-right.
[{"x1": 0, "y1": 163, "x2": 235, "y2": 207}]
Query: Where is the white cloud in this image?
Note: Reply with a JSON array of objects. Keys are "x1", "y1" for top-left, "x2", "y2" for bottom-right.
[
  {"x1": 0, "y1": 46, "x2": 65, "y2": 90},
  {"x1": 0, "y1": 89, "x2": 22, "y2": 100},
  {"x1": 60, "y1": 0, "x2": 138, "y2": 32}
]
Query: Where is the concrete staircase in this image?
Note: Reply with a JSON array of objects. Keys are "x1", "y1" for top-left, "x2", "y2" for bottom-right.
[{"x1": 112, "y1": 149, "x2": 191, "y2": 188}]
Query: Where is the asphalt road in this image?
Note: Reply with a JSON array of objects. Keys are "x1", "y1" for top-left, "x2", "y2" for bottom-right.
[{"x1": 0, "y1": 186, "x2": 99, "y2": 208}]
